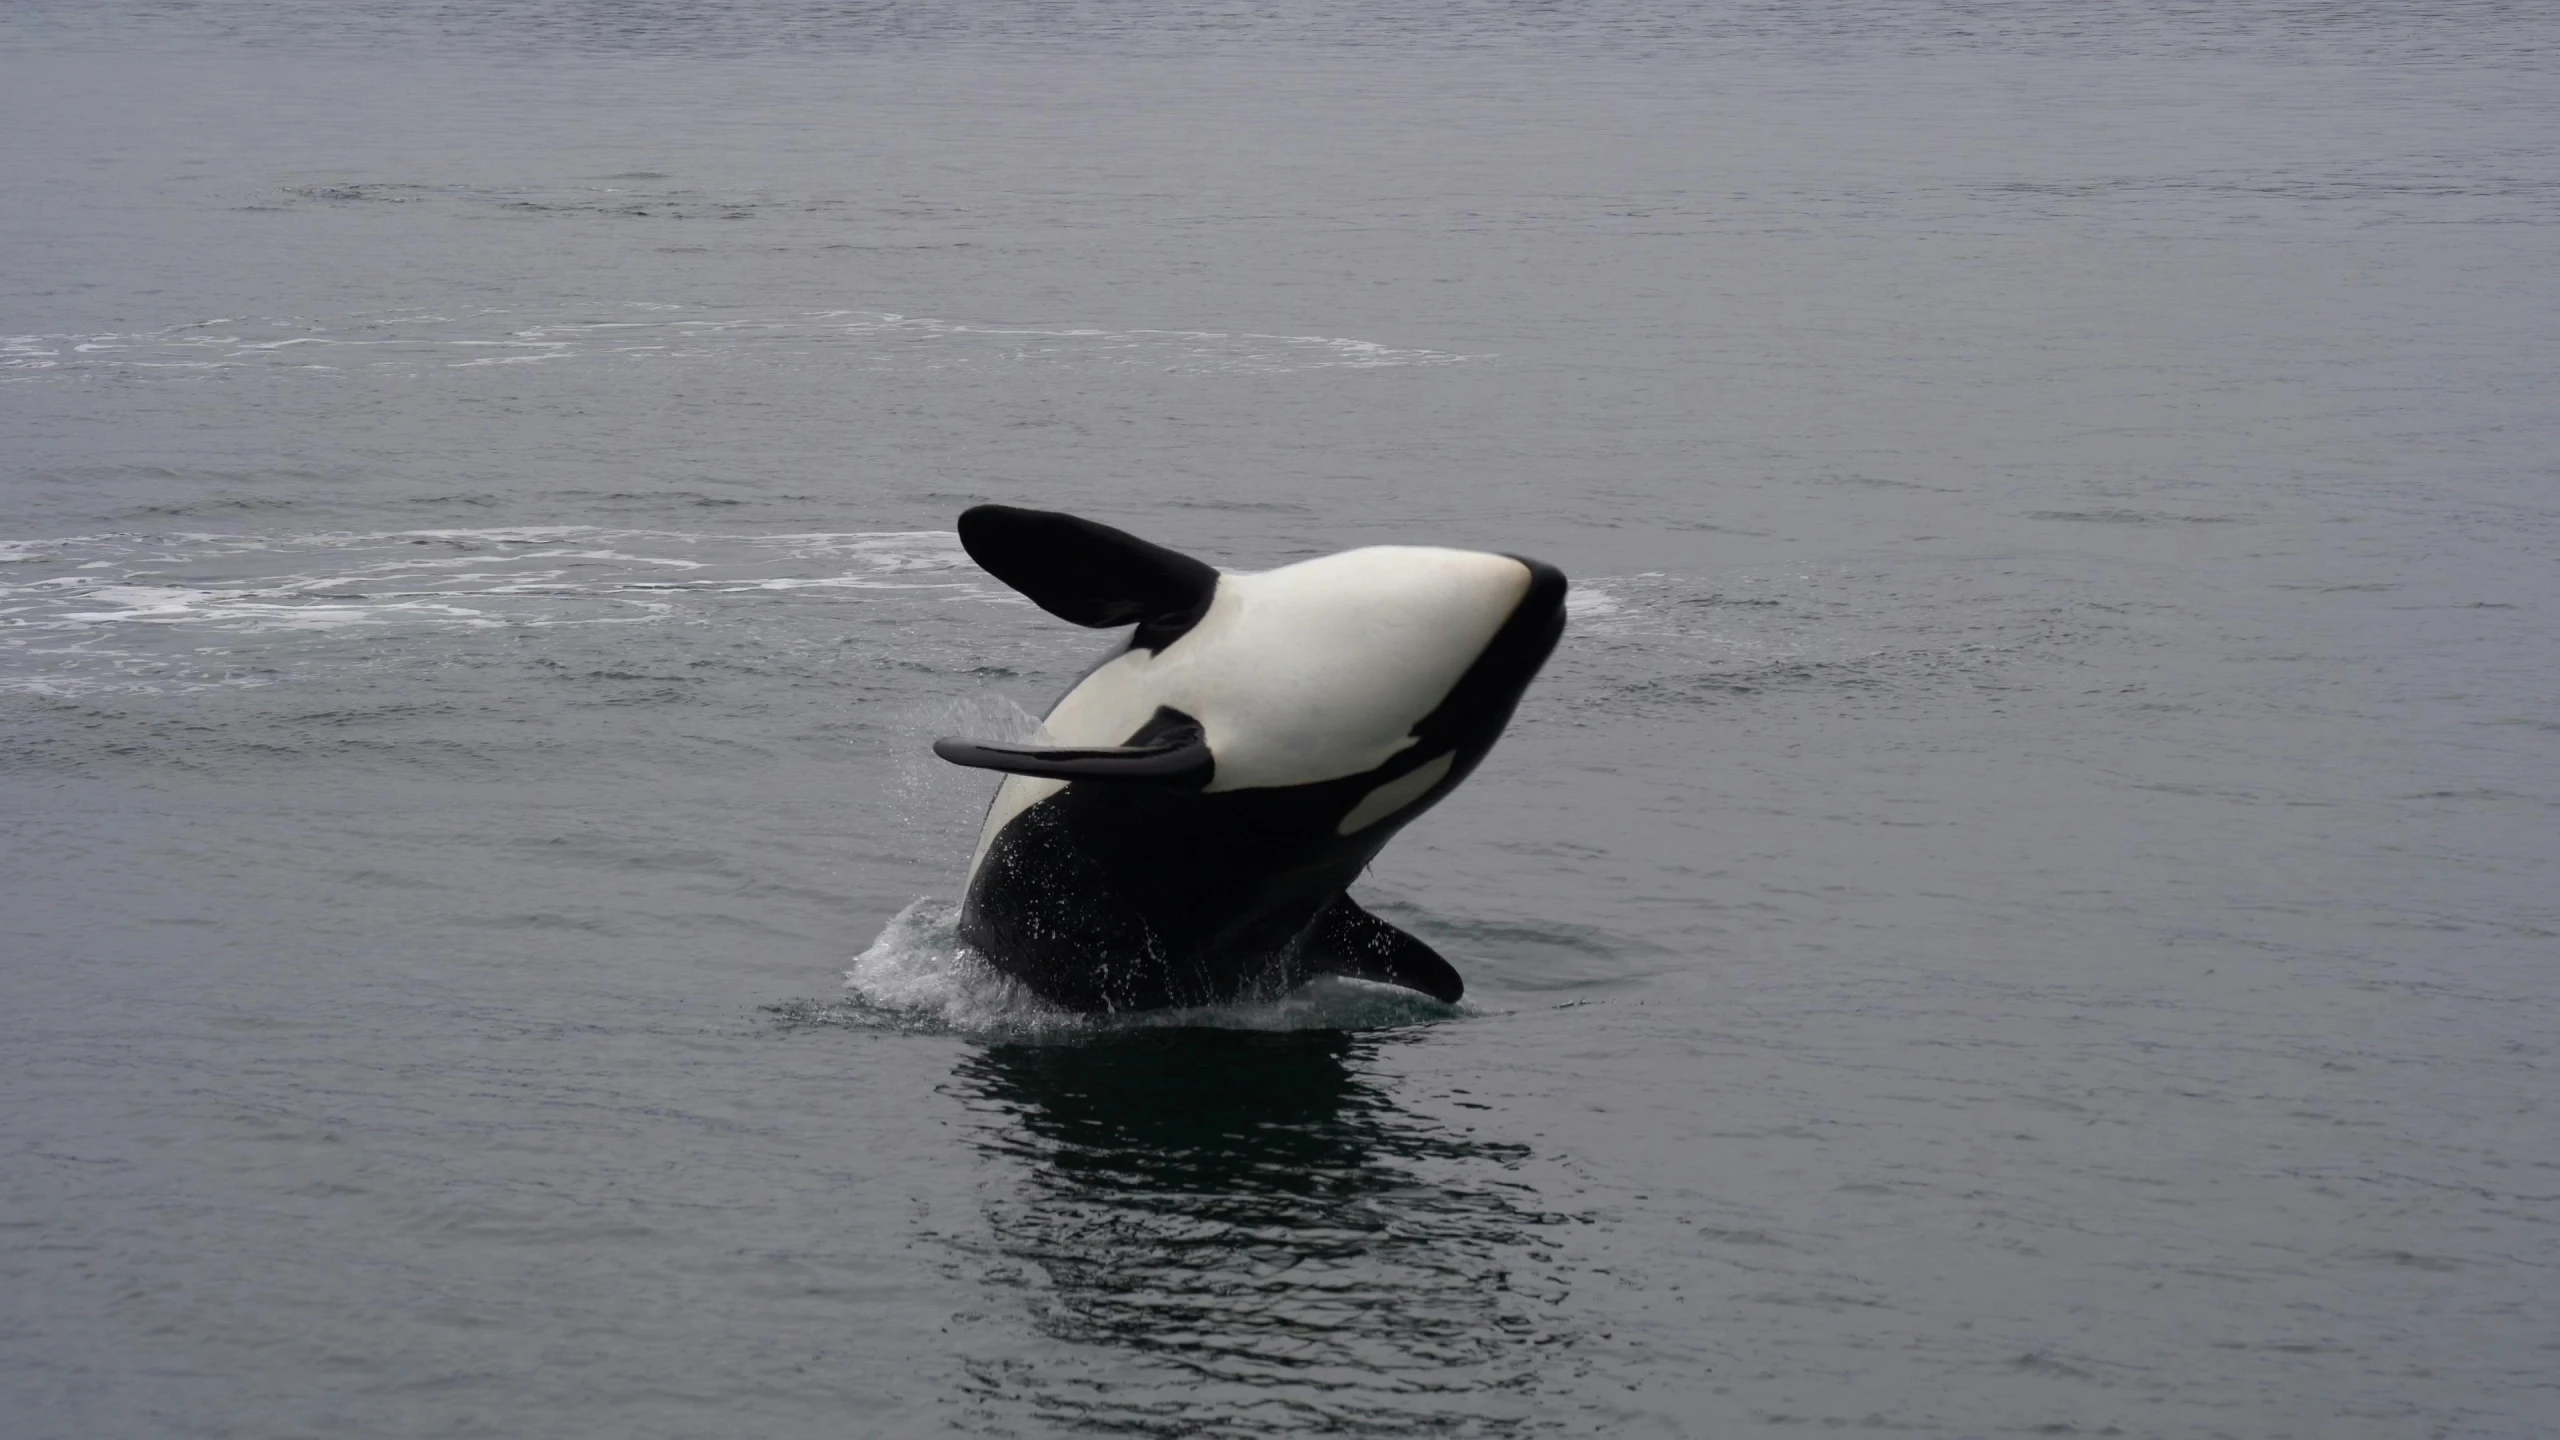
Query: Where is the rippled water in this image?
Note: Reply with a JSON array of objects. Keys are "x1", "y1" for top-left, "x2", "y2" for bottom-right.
[{"x1": 5, "y1": 3, "x2": 2556, "y2": 1436}]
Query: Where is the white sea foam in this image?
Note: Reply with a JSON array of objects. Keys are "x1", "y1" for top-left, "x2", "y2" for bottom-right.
[
  {"x1": 843, "y1": 897, "x2": 1467, "y2": 1036},
  {"x1": 2, "y1": 305, "x2": 1478, "y2": 383},
  {"x1": 0, "y1": 526, "x2": 988, "y2": 694},
  {"x1": 1563, "y1": 582, "x2": 1623, "y2": 622}
]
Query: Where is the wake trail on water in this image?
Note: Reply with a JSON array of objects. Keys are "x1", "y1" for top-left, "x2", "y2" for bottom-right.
[
  {"x1": 0, "y1": 526, "x2": 992, "y2": 696},
  {"x1": 831, "y1": 897, "x2": 1467, "y2": 1037},
  {"x1": 2, "y1": 305, "x2": 1478, "y2": 383}
]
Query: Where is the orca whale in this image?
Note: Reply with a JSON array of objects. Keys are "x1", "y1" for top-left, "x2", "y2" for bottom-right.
[{"x1": 934, "y1": 505, "x2": 1567, "y2": 1013}]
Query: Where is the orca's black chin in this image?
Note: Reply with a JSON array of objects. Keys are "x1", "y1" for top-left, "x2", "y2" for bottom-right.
[
  {"x1": 1467, "y1": 555, "x2": 1569, "y2": 698},
  {"x1": 1515, "y1": 555, "x2": 1570, "y2": 624}
]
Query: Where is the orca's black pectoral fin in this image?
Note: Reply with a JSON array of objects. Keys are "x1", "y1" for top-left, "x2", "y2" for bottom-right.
[
  {"x1": 1304, "y1": 895, "x2": 1464, "y2": 1004},
  {"x1": 933, "y1": 723, "x2": 1212, "y2": 785},
  {"x1": 957, "y1": 504, "x2": 1219, "y2": 634}
]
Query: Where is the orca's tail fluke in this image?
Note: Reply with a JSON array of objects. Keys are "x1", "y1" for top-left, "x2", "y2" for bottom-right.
[{"x1": 1301, "y1": 894, "x2": 1463, "y2": 1004}]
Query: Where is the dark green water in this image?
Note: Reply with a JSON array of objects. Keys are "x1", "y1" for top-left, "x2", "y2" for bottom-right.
[{"x1": 4, "y1": 3, "x2": 2556, "y2": 1434}]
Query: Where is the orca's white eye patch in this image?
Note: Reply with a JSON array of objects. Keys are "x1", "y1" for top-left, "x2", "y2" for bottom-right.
[{"x1": 1338, "y1": 752, "x2": 1455, "y2": 835}]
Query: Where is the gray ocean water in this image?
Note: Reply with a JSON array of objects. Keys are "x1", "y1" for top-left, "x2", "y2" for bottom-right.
[{"x1": 5, "y1": 3, "x2": 2557, "y2": 1435}]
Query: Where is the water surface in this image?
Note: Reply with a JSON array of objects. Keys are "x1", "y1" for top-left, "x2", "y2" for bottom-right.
[{"x1": 4, "y1": 3, "x2": 2556, "y2": 1435}]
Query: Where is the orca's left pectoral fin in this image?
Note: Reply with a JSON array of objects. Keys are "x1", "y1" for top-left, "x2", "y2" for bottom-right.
[
  {"x1": 932, "y1": 725, "x2": 1212, "y2": 785},
  {"x1": 1304, "y1": 895, "x2": 1464, "y2": 1004}
]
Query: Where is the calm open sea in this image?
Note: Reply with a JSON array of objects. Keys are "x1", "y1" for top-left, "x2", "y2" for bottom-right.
[{"x1": 4, "y1": 2, "x2": 2556, "y2": 1435}]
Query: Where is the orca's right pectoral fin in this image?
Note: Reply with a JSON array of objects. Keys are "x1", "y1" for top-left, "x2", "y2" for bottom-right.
[
  {"x1": 932, "y1": 720, "x2": 1212, "y2": 785},
  {"x1": 1303, "y1": 895, "x2": 1464, "y2": 1004}
]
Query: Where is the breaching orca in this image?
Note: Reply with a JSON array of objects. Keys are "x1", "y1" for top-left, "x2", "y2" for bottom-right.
[{"x1": 934, "y1": 505, "x2": 1567, "y2": 1013}]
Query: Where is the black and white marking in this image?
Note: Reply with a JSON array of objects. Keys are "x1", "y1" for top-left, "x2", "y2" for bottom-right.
[{"x1": 935, "y1": 505, "x2": 1566, "y2": 1012}]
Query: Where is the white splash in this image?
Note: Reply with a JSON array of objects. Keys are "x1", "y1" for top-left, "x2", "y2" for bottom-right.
[
  {"x1": 843, "y1": 897, "x2": 1467, "y2": 1036},
  {"x1": 842, "y1": 899, "x2": 1060, "y2": 1030}
]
